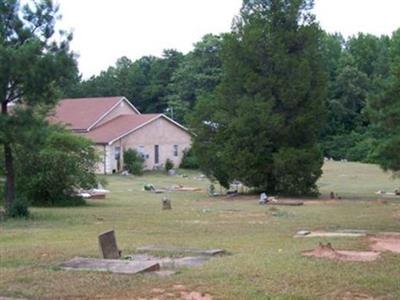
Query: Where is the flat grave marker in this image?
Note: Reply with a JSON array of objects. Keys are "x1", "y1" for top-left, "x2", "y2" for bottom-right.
[{"x1": 60, "y1": 257, "x2": 160, "y2": 275}]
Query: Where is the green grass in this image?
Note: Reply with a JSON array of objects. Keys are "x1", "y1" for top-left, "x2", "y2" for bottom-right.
[{"x1": 0, "y1": 162, "x2": 400, "y2": 299}]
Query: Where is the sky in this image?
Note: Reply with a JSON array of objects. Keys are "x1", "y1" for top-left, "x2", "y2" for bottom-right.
[{"x1": 55, "y1": 0, "x2": 400, "y2": 79}]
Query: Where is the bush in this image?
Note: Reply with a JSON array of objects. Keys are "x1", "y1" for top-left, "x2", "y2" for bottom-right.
[
  {"x1": 180, "y1": 148, "x2": 200, "y2": 169},
  {"x1": 124, "y1": 149, "x2": 145, "y2": 175},
  {"x1": 8, "y1": 197, "x2": 30, "y2": 218},
  {"x1": 15, "y1": 126, "x2": 99, "y2": 207},
  {"x1": 165, "y1": 159, "x2": 174, "y2": 172}
]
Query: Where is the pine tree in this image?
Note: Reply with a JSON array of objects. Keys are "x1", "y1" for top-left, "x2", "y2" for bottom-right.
[
  {"x1": 190, "y1": 0, "x2": 327, "y2": 195},
  {"x1": 0, "y1": 0, "x2": 76, "y2": 212}
]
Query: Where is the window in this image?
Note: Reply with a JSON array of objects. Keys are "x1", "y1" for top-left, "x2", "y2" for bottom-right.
[
  {"x1": 173, "y1": 145, "x2": 178, "y2": 157},
  {"x1": 114, "y1": 146, "x2": 121, "y2": 160},
  {"x1": 154, "y1": 145, "x2": 159, "y2": 164},
  {"x1": 138, "y1": 146, "x2": 146, "y2": 159}
]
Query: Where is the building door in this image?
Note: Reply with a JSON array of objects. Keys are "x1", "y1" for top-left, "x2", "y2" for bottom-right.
[
  {"x1": 114, "y1": 146, "x2": 121, "y2": 172},
  {"x1": 154, "y1": 145, "x2": 159, "y2": 164}
]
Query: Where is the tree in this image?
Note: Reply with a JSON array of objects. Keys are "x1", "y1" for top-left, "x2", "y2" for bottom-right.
[
  {"x1": 71, "y1": 50, "x2": 184, "y2": 114},
  {"x1": 0, "y1": 0, "x2": 77, "y2": 212},
  {"x1": 14, "y1": 122, "x2": 99, "y2": 206},
  {"x1": 190, "y1": 0, "x2": 327, "y2": 195},
  {"x1": 169, "y1": 35, "x2": 223, "y2": 105},
  {"x1": 326, "y1": 53, "x2": 369, "y2": 135},
  {"x1": 370, "y1": 29, "x2": 400, "y2": 175},
  {"x1": 319, "y1": 33, "x2": 391, "y2": 162}
]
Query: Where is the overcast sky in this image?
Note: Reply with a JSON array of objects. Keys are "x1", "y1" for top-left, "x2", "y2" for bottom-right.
[{"x1": 55, "y1": 0, "x2": 400, "y2": 78}]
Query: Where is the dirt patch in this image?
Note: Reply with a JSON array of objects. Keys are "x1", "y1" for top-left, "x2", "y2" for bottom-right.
[
  {"x1": 369, "y1": 235, "x2": 400, "y2": 253},
  {"x1": 302, "y1": 243, "x2": 380, "y2": 262}
]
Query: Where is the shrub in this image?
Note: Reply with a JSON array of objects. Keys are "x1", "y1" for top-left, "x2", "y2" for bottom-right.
[
  {"x1": 165, "y1": 159, "x2": 174, "y2": 172},
  {"x1": 8, "y1": 197, "x2": 30, "y2": 218},
  {"x1": 124, "y1": 149, "x2": 145, "y2": 175},
  {"x1": 15, "y1": 126, "x2": 99, "y2": 207},
  {"x1": 180, "y1": 148, "x2": 199, "y2": 169}
]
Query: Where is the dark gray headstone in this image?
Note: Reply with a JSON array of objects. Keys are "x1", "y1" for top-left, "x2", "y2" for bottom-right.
[{"x1": 98, "y1": 230, "x2": 120, "y2": 259}]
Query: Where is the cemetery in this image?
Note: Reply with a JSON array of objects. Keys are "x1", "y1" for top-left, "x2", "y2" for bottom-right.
[{"x1": 1, "y1": 161, "x2": 400, "y2": 299}]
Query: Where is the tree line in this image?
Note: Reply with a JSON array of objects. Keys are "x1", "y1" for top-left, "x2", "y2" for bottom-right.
[{"x1": 66, "y1": 11, "x2": 400, "y2": 171}]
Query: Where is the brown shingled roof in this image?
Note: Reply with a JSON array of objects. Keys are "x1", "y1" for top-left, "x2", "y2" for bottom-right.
[
  {"x1": 82, "y1": 114, "x2": 161, "y2": 144},
  {"x1": 49, "y1": 96, "x2": 125, "y2": 131}
]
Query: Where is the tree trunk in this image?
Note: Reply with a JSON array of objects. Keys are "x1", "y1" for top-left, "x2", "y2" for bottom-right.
[
  {"x1": 2, "y1": 101, "x2": 15, "y2": 212},
  {"x1": 4, "y1": 143, "x2": 15, "y2": 212}
]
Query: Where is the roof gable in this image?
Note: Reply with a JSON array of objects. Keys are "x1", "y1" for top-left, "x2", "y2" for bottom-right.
[
  {"x1": 82, "y1": 114, "x2": 189, "y2": 145},
  {"x1": 49, "y1": 96, "x2": 140, "y2": 131},
  {"x1": 82, "y1": 114, "x2": 160, "y2": 144}
]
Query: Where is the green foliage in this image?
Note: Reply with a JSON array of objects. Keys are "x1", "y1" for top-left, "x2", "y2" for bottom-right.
[
  {"x1": 190, "y1": 0, "x2": 327, "y2": 195},
  {"x1": 66, "y1": 35, "x2": 223, "y2": 125},
  {"x1": 164, "y1": 159, "x2": 174, "y2": 172},
  {"x1": 272, "y1": 147, "x2": 323, "y2": 196},
  {"x1": 370, "y1": 34, "x2": 400, "y2": 175},
  {"x1": 0, "y1": 0, "x2": 77, "y2": 213},
  {"x1": 14, "y1": 124, "x2": 98, "y2": 206},
  {"x1": 167, "y1": 34, "x2": 223, "y2": 123},
  {"x1": 319, "y1": 31, "x2": 392, "y2": 162},
  {"x1": 320, "y1": 130, "x2": 379, "y2": 163},
  {"x1": 70, "y1": 50, "x2": 184, "y2": 114},
  {"x1": 8, "y1": 197, "x2": 30, "y2": 218},
  {"x1": 123, "y1": 149, "x2": 145, "y2": 175},
  {"x1": 58, "y1": 2, "x2": 400, "y2": 171},
  {"x1": 180, "y1": 148, "x2": 200, "y2": 169}
]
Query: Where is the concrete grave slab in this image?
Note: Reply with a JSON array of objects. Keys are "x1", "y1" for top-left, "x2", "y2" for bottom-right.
[
  {"x1": 136, "y1": 245, "x2": 226, "y2": 256},
  {"x1": 295, "y1": 231, "x2": 367, "y2": 238},
  {"x1": 60, "y1": 257, "x2": 160, "y2": 274},
  {"x1": 267, "y1": 200, "x2": 304, "y2": 206},
  {"x1": 98, "y1": 230, "x2": 120, "y2": 259},
  {"x1": 128, "y1": 254, "x2": 210, "y2": 269}
]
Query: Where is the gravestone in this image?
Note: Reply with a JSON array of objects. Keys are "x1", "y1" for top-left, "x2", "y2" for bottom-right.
[
  {"x1": 162, "y1": 197, "x2": 172, "y2": 210},
  {"x1": 98, "y1": 230, "x2": 121, "y2": 259},
  {"x1": 259, "y1": 193, "x2": 268, "y2": 205}
]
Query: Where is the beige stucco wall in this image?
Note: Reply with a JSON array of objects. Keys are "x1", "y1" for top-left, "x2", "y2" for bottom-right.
[
  {"x1": 94, "y1": 145, "x2": 111, "y2": 174},
  {"x1": 114, "y1": 117, "x2": 192, "y2": 171},
  {"x1": 95, "y1": 100, "x2": 138, "y2": 128}
]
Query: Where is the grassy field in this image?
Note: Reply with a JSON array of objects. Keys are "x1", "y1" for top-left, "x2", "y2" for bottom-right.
[{"x1": 1, "y1": 161, "x2": 400, "y2": 300}]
